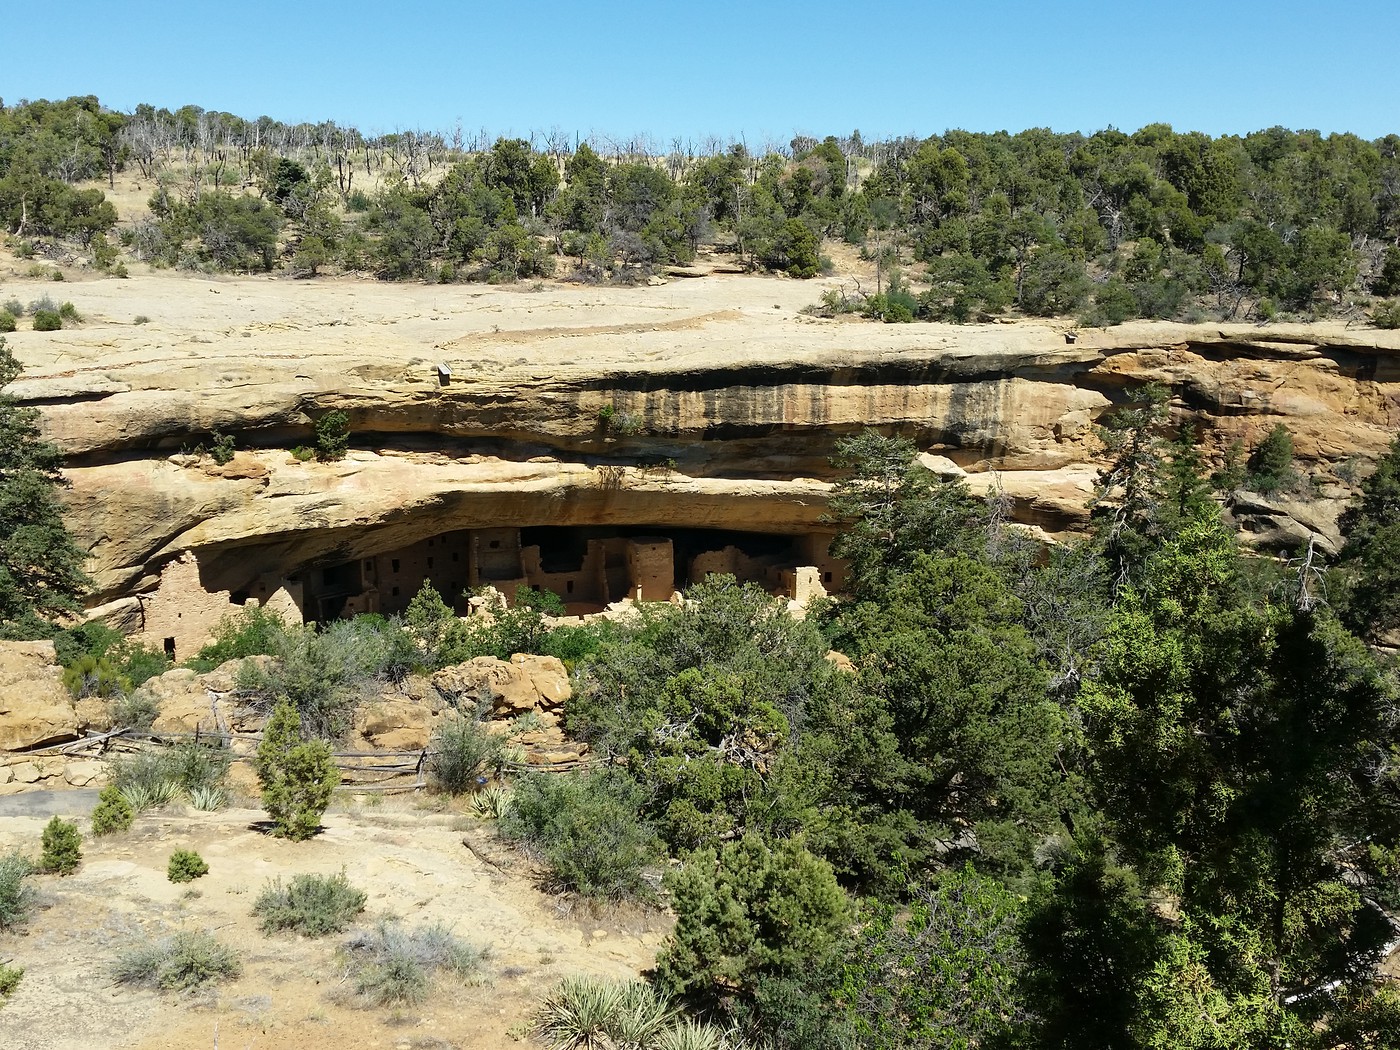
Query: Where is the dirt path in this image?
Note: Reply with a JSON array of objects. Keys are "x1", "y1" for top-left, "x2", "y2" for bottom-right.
[{"x1": 0, "y1": 797, "x2": 668, "y2": 1050}]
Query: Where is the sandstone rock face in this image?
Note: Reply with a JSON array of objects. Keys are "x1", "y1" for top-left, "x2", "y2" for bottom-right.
[
  {"x1": 0, "y1": 641, "x2": 79, "y2": 750},
  {"x1": 431, "y1": 655, "x2": 571, "y2": 717},
  {"x1": 3, "y1": 274, "x2": 1393, "y2": 612}
]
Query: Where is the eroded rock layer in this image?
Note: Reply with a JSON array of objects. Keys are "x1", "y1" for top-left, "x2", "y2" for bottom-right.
[{"x1": 5, "y1": 273, "x2": 1397, "y2": 650}]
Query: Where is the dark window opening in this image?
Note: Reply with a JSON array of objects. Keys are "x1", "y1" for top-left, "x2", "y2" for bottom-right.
[
  {"x1": 230, "y1": 589, "x2": 250, "y2": 606},
  {"x1": 391, "y1": 559, "x2": 400, "y2": 573},
  {"x1": 391, "y1": 586, "x2": 400, "y2": 597},
  {"x1": 823, "y1": 572, "x2": 832, "y2": 583},
  {"x1": 489, "y1": 540, "x2": 500, "y2": 549},
  {"x1": 566, "y1": 580, "x2": 574, "y2": 594},
  {"x1": 427, "y1": 557, "x2": 434, "y2": 569},
  {"x1": 163, "y1": 637, "x2": 176, "y2": 659},
  {"x1": 452, "y1": 552, "x2": 460, "y2": 562}
]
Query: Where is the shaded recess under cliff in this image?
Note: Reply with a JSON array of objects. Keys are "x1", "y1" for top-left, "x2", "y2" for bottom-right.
[{"x1": 6, "y1": 274, "x2": 1395, "y2": 653}]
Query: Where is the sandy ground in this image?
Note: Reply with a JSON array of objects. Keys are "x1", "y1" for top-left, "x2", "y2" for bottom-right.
[{"x1": 0, "y1": 794, "x2": 667, "y2": 1050}]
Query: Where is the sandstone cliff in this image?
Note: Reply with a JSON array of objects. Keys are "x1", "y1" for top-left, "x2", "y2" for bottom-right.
[{"x1": 3, "y1": 272, "x2": 1396, "y2": 623}]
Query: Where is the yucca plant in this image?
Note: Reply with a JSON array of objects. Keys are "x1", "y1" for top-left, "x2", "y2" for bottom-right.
[
  {"x1": 469, "y1": 786, "x2": 512, "y2": 820},
  {"x1": 120, "y1": 779, "x2": 181, "y2": 813},
  {"x1": 608, "y1": 981, "x2": 678, "y2": 1048},
  {"x1": 188, "y1": 785, "x2": 227, "y2": 811},
  {"x1": 537, "y1": 975, "x2": 627, "y2": 1049},
  {"x1": 652, "y1": 1019, "x2": 749, "y2": 1050}
]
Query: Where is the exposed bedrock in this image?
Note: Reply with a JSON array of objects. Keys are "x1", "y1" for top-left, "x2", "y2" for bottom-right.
[{"x1": 7, "y1": 276, "x2": 1398, "y2": 625}]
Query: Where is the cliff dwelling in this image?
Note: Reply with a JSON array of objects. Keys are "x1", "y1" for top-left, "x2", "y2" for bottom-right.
[{"x1": 131, "y1": 526, "x2": 846, "y2": 660}]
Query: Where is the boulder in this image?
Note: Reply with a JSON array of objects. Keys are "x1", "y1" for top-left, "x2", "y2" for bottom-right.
[
  {"x1": 431, "y1": 654, "x2": 571, "y2": 717},
  {"x1": 356, "y1": 696, "x2": 437, "y2": 751},
  {"x1": 0, "y1": 641, "x2": 80, "y2": 750},
  {"x1": 64, "y1": 758, "x2": 106, "y2": 787},
  {"x1": 145, "y1": 668, "x2": 219, "y2": 734}
]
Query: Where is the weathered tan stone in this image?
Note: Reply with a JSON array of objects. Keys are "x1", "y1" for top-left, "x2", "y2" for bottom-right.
[
  {"x1": 12, "y1": 762, "x2": 44, "y2": 784},
  {"x1": 64, "y1": 759, "x2": 106, "y2": 787},
  {"x1": 356, "y1": 698, "x2": 436, "y2": 751},
  {"x1": 825, "y1": 650, "x2": 856, "y2": 673},
  {"x1": 144, "y1": 668, "x2": 218, "y2": 734},
  {"x1": 431, "y1": 655, "x2": 572, "y2": 716},
  {"x1": 0, "y1": 641, "x2": 79, "y2": 750},
  {"x1": 4, "y1": 274, "x2": 1392, "y2": 619}
]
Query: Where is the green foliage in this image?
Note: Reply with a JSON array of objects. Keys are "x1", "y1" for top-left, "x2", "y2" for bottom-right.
[
  {"x1": 110, "y1": 741, "x2": 231, "y2": 806},
  {"x1": 826, "y1": 430, "x2": 986, "y2": 598},
  {"x1": 839, "y1": 867, "x2": 1022, "y2": 1050},
  {"x1": 499, "y1": 769, "x2": 663, "y2": 900},
  {"x1": 253, "y1": 871, "x2": 366, "y2": 935},
  {"x1": 1374, "y1": 299, "x2": 1400, "y2": 329},
  {"x1": 341, "y1": 920, "x2": 486, "y2": 1007},
  {"x1": 255, "y1": 699, "x2": 340, "y2": 840},
  {"x1": 0, "y1": 311, "x2": 14, "y2": 333},
  {"x1": 0, "y1": 961, "x2": 21, "y2": 1001},
  {"x1": 238, "y1": 615, "x2": 413, "y2": 736},
  {"x1": 1335, "y1": 436, "x2": 1400, "y2": 640},
  {"x1": 428, "y1": 711, "x2": 504, "y2": 795},
  {"x1": 532, "y1": 977, "x2": 750, "y2": 1050},
  {"x1": 57, "y1": 301, "x2": 80, "y2": 322},
  {"x1": 567, "y1": 575, "x2": 849, "y2": 854},
  {"x1": 54, "y1": 620, "x2": 169, "y2": 698},
  {"x1": 0, "y1": 337, "x2": 91, "y2": 634},
  {"x1": 90, "y1": 784, "x2": 135, "y2": 836},
  {"x1": 166, "y1": 848, "x2": 209, "y2": 883},
  {"x1": 187, "y1": 603, "x2": 285, "y2": 672},
  {"x1": 113, "y1": 930, "x2": 241, "y2": 991},
  {"x1": 209, "y1": 430, "x2": 235, "y2": 464},
  {"x1": 39, "y1": 816, "x2": 81, "y2": 875},
  {"x1": 0, "y1": 850, "x2": 33, "y2": 931},
  {"x1": 1246, "y1": 422, "x2": 1296, "y2": 493},
  {"x1": 146, "y1": 188, "x2": 281, "y2": 271},
  {"x1": 61, "y1": 653, "x2": 127, "y2": 698},
  {"x1": 314, "y1": 409, "x2": 350, "y2": 461},
  {"x1": 655, "y1": 835, "x2": 848, "y2": 1012}
]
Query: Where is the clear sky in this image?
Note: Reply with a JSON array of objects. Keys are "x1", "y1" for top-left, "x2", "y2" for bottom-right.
[{"x1": 5, "y1": 0, "x2": 1398, "y2": 143}]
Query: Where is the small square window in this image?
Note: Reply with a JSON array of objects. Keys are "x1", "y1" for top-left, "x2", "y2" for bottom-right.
[{"x1": 392, "y1": 586, "x2": 400, "y2": 597}]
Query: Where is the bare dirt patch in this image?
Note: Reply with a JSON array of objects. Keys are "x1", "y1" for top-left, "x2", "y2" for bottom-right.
[{"x1": 0, "y1": 795, "x2": 667, "y2": 1050}]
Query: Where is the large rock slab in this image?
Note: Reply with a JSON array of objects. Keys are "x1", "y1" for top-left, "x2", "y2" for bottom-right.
[
  {"x1": 431, "y1": 654, "x2": 571, "y2": 716},
  {"x1": 0, "y1": 641, "x2": 80, "y2": 750}
]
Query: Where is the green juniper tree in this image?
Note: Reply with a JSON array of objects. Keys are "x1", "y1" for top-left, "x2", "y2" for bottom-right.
[{"x1": 0, "y1": 337, "x2": 90, "y2": 636}]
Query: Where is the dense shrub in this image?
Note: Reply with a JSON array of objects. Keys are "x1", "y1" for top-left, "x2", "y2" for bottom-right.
[
  {"x1": 253, "y1": 871, "x2": 366, "y2": 936},
  {"x1": 314, "y1": 410, "x2": 350, "y2": 461},
  {"x1": 0, "y1": 961, "x2": 22, "y2": 1001},
  {"x1": 655, "y1": 835, "x2": 848, "y2": 1010},
  {"x1": 39, "y1": 817, "x2": 82, "y2": 875},
  {"x1": 0, "y1": 850, "x2": 33, "y2": 930},
  {"x1": 167, "y1": 849, "x2": 209, "y2": 883},
  {"x1": 113, "y1": 930, "x2": 241, "y2": 990},
  {"x1": 255, "y1": 698, "x2": 340, "y2": 840},
  {"x1": 90, "y1": 784, "x2": 135, "y2": 836},
  {"x1": 31, "y1": 309, "x2": 61, "y2": 331},
  {"x1": 55, "y1": 621, "x2": 169, "y2": 695},
  {"x1": 342, "y1": 920, "x2": 486, "y2": 1007},
  {"x1": 499, "y1": 769, "x2": 663, "y2": 900},
  {"x1": 1246, "y1": 422, "x2": 1297, "y2": 494},
  {"x1": 0, "y1": 310, "x2": 14, "y2": 333},
  {"x1": 110, "y1": 740, "x2": 231, "y2": 808},
  {"x1": 186, "y1": 604, "x2": 284, "y2": 672},
  {"x1": 428, "y1": 712, "x2": 504, "y2": 795}
]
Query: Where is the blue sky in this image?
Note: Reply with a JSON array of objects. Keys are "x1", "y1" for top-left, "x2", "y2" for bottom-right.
[{"x1": 6, "y1": 0, "x2": 1398, "y2": 142}]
